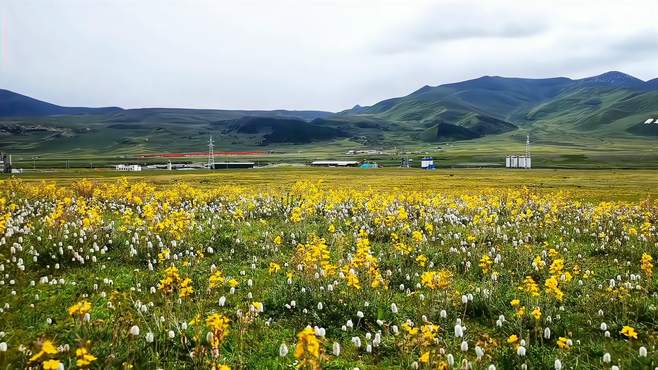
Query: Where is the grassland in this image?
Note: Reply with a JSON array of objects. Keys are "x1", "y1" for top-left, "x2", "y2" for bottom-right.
[
  {"x1": 0, "y1": 169, "x2": 657, "y2": 369},
  {"x1": 6, "y1": 167, "x2": 658, "y2": 201}
]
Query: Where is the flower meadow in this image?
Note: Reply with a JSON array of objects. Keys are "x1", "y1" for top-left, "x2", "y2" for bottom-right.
[{"x1": 0, "y1": 177, "x2": 656, "y2": 369}]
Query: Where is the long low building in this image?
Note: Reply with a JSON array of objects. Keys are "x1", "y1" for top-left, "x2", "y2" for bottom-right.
[
  {"x1": 209, "y1": 162, "x2": 255, "y2": 169},
  {"x1": 116, "y1": 164, "x2": 142, "y2": 171},
  {"x1": 310, "y1": 160, "x2": 359, "y2": 167}
]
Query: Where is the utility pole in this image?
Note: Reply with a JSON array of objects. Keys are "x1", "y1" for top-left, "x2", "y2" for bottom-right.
[
  {"x1": 525, "y1": 134, "x2": 531, "y2": 169},
  {"x1": 208, "y1": 136, "x2": 215, "y2": 169}
]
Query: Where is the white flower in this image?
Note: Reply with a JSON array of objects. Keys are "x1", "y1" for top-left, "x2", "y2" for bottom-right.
[
  {"x1": 454, "y1": 324, "x2": 464, "y2": 338},
  {"x1": 461, "y1": 295, "x2": 468, "y2": 304},
  {"x1": 611, "y1": 366, "x2": 619, "y2": 370},
  {"x1": 460, "y1": 341, "x2": 468, "y2": 352},
  {"x1": 0, "y1": 342, "x2": 7, "y2": 352},
  {"x1": 390, "y1": 303, "x2": 398, "y2": 314},
  {"x1": 317, "y1": 302, "x2": 323, "y2": 310},
  {"x1": 475, "y1": 346, "x2": 484, "y2": 359},
  {"x1": 129, "y1": 325, "x2": 140, "y2": 336},
  {"x1": 488, "y1": 366, "x2": 496, "y2": 370},
  {"x1": 517, "y1": 346, "x2": 526, "y2": 356},
  {"x1": 351, "y1": 336, "x2": 361, "y2": 348},
  {"x1": 332, "y1": 342, "x2": 341, "y2": 356},
  {"x1": 146, "y1": 332, "x2": 154, "y2": 343},
  {"x1": 544, "y1": 327, "x2": 551, "y2": 339},
  {"x1": 346, "y1": 320, "x2": 354, "y2": 329},
  {"x1": 554, "y1": 359, "x2": 562, "y2": 370},
  {"x1": 357, "y1": 311, "x2": 364, "y2": 318},
  {"x1": 279, "y1": 343, "x2": 288, "y2": 357},
  {"x1": 600, "y1": 322, "x2": 607, "y2": 331},
  {"x1": 639, "y1": 346, "x2": 648, "y2": 357},
  {"x1": 168, "y1": 330, "x2": 175, "y2": 339},
  {"x1": 602, "y1": 353, "x2": 611, "y2": 363},
  {"x1": 219, "y1": 296, "x2": 226, "y2": 306},
  {"x1": 447, "y1": 354, "x2": 454, "y2": 366},
  {"x1": 440, "y1": 310, "x2": 447, "y2": 318}
]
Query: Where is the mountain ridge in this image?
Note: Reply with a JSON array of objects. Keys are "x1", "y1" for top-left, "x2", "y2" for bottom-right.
[{"x1": 1, "y1": 71, "x2": 657, "y2": 154}]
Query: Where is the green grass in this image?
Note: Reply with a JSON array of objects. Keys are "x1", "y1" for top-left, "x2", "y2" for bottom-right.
[{"x1": 1, "y1": 171, "x2": 657, "y2": 369}]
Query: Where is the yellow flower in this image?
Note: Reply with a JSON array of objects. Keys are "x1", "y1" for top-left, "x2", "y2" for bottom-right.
[
  {"x1": 520, "y1": 276, "x2": 540, "y2": 296},
  {"x1": 273, "y1": 235, "x2": 283, "y2": 246},
  {"x1": 178, "y1": 277, "x2": 194, "y2": 298},
  {"x1": 268, "y1": 262, "x2": 281, "y2": 273},
  {"x1": 641, "y1": 253, "x2": 653, "y2": 277},
  {"x1": 507, "y1": 334, "x2": 519, "y2": 346},
  {"x1": 295, "y1": 326, "x2": 321, "y2": 370},
  {"x1": 68, "y1": 300, "x2": 92, "y2": 317},
  {"x1": 209, "y1": 270, "x2": 225, "y2": 288},
  {"x1": 620, "y1": 326, "x2": 638, "y2": 339},
  {"x1": 416, "y1": 254, "x2": 428, "y2": 267},
  {"x1": 206, "y1": 313, "x2": 231, "y2": 350},
  {"x1": 42, "y1": 340, "x2": 58, "y2": 355},
  {"x1": 42, "y1": 359, "x2": 61, "y2": 370},
  {"x1": 531, "y1": 307, "x2": 541, "y2": 321},
  {"x1": 346, "y1": 272, "x2": 361, "y2": 289},
  {"x1": 556, "y1": 337, "x2": 570, "y2": 349},
  {"x1": 510, "y1": 299, "x2": 520, "y2": 307},
  {"x1": 479, "y1": 255, "x2": 492, "y2": 273},
  {"x1": 420, "y1": 270, "x2": 451, "y2": 290},
  {"x1": 251, "y1": 301, "x2": 264, "y2": 312},
  {"x1": 76, "y1": 346, "x2": 98, "y2": 368},
  {"x1": 227, "y1": 278, "x2": 239, "y2": 288},
  {"x1": 419, "y1": 351, "x2": 430, "y2": 364}
]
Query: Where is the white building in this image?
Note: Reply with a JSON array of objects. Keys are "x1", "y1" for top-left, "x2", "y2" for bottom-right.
[
  {"x1": 420, "y1": 157, "x2": 435, "y2": 169},
  {"x1": 505, "y1": 155, "x2": 531, "y2": 169},
  {"x1": 310, "y1": 161, "x2": 359, "y2": 167},
  {"x1": 115, "y1": 164, "x2": 142, "y2": 172}
]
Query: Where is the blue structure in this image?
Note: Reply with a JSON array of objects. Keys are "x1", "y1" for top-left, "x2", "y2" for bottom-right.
[{"x1": 420, "y1": 157, "x2": 435, "y2": 170}]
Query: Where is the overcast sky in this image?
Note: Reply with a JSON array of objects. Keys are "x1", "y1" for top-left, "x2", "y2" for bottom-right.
[{"x1": 1, "y1": 0, "x2": 657, "y2": 111}]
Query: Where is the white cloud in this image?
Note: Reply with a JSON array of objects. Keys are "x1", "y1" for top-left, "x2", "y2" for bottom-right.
[{"x1": 0, "y1": 0, "x2": 656, "y2": 111}]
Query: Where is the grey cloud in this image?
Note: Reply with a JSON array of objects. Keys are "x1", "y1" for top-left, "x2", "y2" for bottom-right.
[
  {"x1": 611, "y1": 30, "x2": 658, "y2": 54},
  {"x1": 372, "y1": 2, "x2": 550, "y2": 54}
]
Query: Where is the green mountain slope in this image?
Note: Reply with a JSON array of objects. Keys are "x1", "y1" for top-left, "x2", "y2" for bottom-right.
[
  {"x1": 1, "y1": 71, "x2": 657, "y2": 157},
  {"x1": 340, "y1": 71, "x2": 658, "y2": 141}
]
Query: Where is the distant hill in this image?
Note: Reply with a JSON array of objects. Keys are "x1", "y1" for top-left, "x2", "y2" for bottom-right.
[
  {"x1": 214, "y1": 116, "x2": 347, "y2": 144},
  {"x1": 0, "y1": 89, "x2": 122, "y2": 117},
  {"x1": 339, "y1": 71, "x2": 658, "y2": 141},
  {"x1": 1, "y1": 71, "x2": 657, "y2": 155}
]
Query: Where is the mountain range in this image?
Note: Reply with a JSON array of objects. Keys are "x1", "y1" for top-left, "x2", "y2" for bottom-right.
[{"x1": 1, "y1": 71, "x2": 656, "y2": 155}]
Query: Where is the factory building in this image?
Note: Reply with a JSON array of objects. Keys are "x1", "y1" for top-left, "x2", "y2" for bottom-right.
[
  {"x1": 310, "y1": 161, "x2": 359, "y2": 167},
  {"x1": 115, "y1": 164, "x2": 142, "y2": 172}
]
